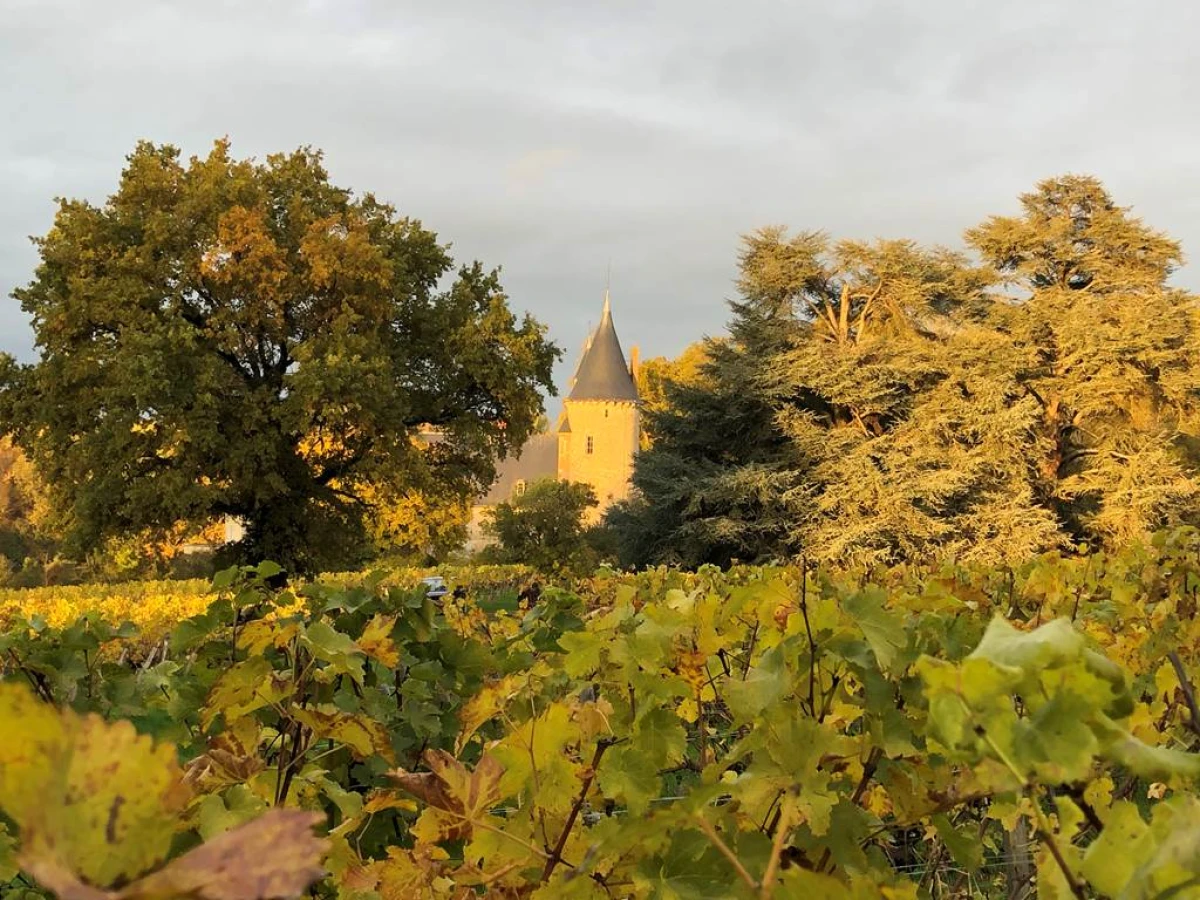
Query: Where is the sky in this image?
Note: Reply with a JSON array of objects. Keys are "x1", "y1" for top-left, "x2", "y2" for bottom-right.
[{"x1": 4, "y1": 0, "x2": 1200, "y2": 398}]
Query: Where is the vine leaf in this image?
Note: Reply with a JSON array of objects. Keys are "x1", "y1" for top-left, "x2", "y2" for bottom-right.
[
  {"x1": 182, "y1": 725, "x2": 265, "y2": 792},
  {"x1": 455, "y1": 675, "x2": 522, "y2": 754},
  {"x1": 356, "y1": 614, "x2": 400, "y2": 668},
  {"x1": 0, "y1": 683, "x2": 190, "y2": 889},
  {"x1": 0, "y1": 681, "x2": 64, "y2": 823},
  {"x1": 24, "y1": 809, "x2": 330, "y2": 900},
  {"x1": 201, "y1": 657, "x2": 293, "y2": 731},
  {"x1": 122, "y1": 809, "x2": 328, "y2": 900},
  {"x1": 843, "y1": 587, "x2": 907, "y2": 673},
  {"x1": 290, "y1": 706, "x2": 396, "y2": 764},
  {"x1": 389, "y1": 750, "x2": 505, "y2": 843},
  {"x1": 302, "y1": 621, "x2": 365, "y2": 683}
]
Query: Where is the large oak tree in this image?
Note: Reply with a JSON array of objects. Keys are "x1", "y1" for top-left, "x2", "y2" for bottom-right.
[{"x1": 0, "y1": 140, "x2": 558, "y2": 573}]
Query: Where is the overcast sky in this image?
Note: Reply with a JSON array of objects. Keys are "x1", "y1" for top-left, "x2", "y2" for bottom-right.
[{"x1": 4, "y1": 0, "x2": 1200, "y2": 397}]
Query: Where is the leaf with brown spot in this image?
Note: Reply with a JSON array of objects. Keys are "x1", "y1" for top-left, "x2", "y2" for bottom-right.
[
  {"x1": 16, "y1": 710, "x2": 189, "y2": 888},
  {"x1": 182, "y1": 727, "x2": 265, "y2": 792},
  {"x1": 356, "y1": 614, "x2": 400, "y2": 668},
  {"x1": 290, "y1": 706, "x2": 396, "y2": 764},
  {"x1": 389, "y1": 750, "x2": 505, "y2": 843},
  {"x1": 121, "y1": 809, "x2": 328, "y2": 900}
]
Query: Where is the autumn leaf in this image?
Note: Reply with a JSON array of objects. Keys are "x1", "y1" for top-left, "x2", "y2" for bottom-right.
[
  {"x1": 0, "y1": 682, "x2": 65, "y2": 824},
  {"x1": 17, "y1": 856, "x2": 111, "y2": 900},
  {"x1": 389, "y1": 750, "x2": 505, "y2": 842},
  {"x1": 201, "y1": 657, "x2": 294, "y2": 731},
  {"x1": 361, "y1": 790, "x2": 419, "y2": 816},
  {"x1": 356, "y1": 613, "x2": 400, "y2": 668},
  {"x1": 454, "y1": 674, "x2": 522, "y2": 753},
  {"x1": 122, "y1": 809, "x2": 328, "y2": 900},
  {"x1": 183, "y1": 723, "x2": 265, "y2": 792},
  {"x1": 374, "y1": 846, "x2": 452, "y2": 900},
  {"x1": 11, "y1": 703, "x2": 190, "y2": 888},
  {"x1": 291, "y1": 706, "x2": 396, "y2": 764},
  {"x1": 236, "y1": 619, "x2": 301, "y2": 656}
]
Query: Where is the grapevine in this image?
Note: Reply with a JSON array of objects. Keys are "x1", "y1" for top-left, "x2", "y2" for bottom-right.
[{"x1": 4, "y1": 534, "x2": 1200, "y2": 897}]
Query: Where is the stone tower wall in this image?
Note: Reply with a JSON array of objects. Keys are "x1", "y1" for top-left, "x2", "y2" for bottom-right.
[{"x1": 557, "y1": 399, "x2": 639, "y2": 521}]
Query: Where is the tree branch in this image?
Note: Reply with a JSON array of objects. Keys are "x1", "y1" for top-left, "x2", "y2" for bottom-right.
[
  {"x1": 760, "y1": 794, "x2": 796, "y2": 899},
  {"x1": 693, "y1": 815, "x2": 758, "y2": 892},
  {"x1": 1169, "y1": 651, "x2": 1200, "y2": 739},
  {"x1": 542, "y1": 739, "x2": 615, "y2": 883}
]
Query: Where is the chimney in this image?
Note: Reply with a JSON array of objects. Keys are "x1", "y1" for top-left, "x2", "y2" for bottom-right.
[{"x1": 629, "y1": 344, "x2": 640, "y2": 381}]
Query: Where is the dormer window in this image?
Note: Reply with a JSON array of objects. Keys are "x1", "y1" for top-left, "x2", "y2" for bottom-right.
[{"x1": 513, "y1": 479, "x2": 526, "y2": 497}]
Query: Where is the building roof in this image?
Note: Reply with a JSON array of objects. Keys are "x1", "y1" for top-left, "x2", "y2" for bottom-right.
[
  {"x1": 478, "y1": 433, "x2": 559, "y2": 505},
  {"x1": 567, "y1": 293, "x2": 639, "y2": 402}
]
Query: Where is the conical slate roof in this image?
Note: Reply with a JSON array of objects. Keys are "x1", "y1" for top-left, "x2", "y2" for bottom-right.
[{"x1": 568, "y1": 293, "x2": 639, "y2": 402}]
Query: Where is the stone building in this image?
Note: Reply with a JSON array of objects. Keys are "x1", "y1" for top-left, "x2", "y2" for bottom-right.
[{"x1": 466, "y1": 293, "x2": 640, "y2": 550}]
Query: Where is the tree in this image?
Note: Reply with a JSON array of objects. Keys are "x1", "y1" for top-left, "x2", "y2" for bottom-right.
[
  {"x1": 615, "y1": 176, "x2": 1200, "y2": 570},
  {"x1": 635, "y1": 342, "x2": 712, "y2": 419},
  {"x1": 0, "y1": 437, "x2": 58, "y2": 570},
  {"x1": 362, "y1": 482, "x2": 471, "y2": 563},
  {"x1": 756, "y1": 230, "x2": 1062, "y2": 566},
  {"x1": 967, "y1": 175, "x2": 1200, "y2": 547},
  {"x1": 482, "y1": 478, "x2": 599, "y2": 573},
  {"x1": 0, "y1": 140, "x2": 558, "y2": 574},
  {"x1": 607, "y1": 237, "x2": 811, "y2": 569}
]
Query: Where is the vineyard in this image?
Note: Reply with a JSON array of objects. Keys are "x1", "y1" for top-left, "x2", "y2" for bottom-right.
[{"x1": 3, "y1": 536, "x2": 1200, "y2": 899}]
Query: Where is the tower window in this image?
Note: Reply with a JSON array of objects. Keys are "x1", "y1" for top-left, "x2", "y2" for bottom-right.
[{"x1": 586, "y1": 436, "x2": 594, "y2": 454}]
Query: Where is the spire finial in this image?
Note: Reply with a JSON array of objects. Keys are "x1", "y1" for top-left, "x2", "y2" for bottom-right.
[{"x1": 603, "y1": 260, "x2": 612, "y2": 318}]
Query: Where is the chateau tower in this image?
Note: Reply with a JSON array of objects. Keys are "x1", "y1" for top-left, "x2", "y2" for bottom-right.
[{"x1": 557, "y1": 293, "x2": 640, "y2": 520}]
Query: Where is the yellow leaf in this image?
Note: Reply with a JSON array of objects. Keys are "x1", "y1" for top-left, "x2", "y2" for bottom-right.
[
  {"x1": 1083, "y1": 775, "x2": 1114, "y2": 815},
  {"x1": 238, "y1": 619, "x2": 300, "y2": 656},
  {"x1": 291, "y1": 706, "x2": 396, "y2": 764},
  {"x1": 675, "y1": 697, "x2": 699, "y2": 724},
  {"x1": 375, "y1": 846, "x2": 449, "y2": 900},
  {"x1": 362, "y1": 790, "x2": 419, "y2": 815},
  {"x1": 0, "y1": 682, "x2": 65, "y2": 824},
  {"x1": 15, "y1": 706, "x2": 190, "y2": 888},
  {"x1": 357, "y1": 614, "x2": 400, "y2": 668},
  {"x1": 202, "y1": 657, "x2": 294, "y2": 731},
  {"x1": 572, "y1": 696, "x2": 615, "y2": 740},
  {"x1": 455, "y1": 675, "x2": 521, "y2": 754}
]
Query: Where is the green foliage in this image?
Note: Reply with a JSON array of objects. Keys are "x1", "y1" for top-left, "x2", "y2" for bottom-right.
[
  {"x1": 4, "y1": 536, "x2": 1200, "y2": 896},
  {"x1": 608, "y1": 259, "x2": 808, "y2": 568},
  {"x1": 615, "y1": 175, "x2": 1200, "y2": 568},
  {"x1": 482, "y1": 477, "x2": 603, "y2": 574},
  {"x1": 0, "y1": 139, "x2": 559, "y2": 576}
]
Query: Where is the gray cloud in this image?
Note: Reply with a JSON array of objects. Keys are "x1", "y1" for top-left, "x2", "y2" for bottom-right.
[{"x1": 4, "y1": 0, "x2": 1200, "y2": 399}]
